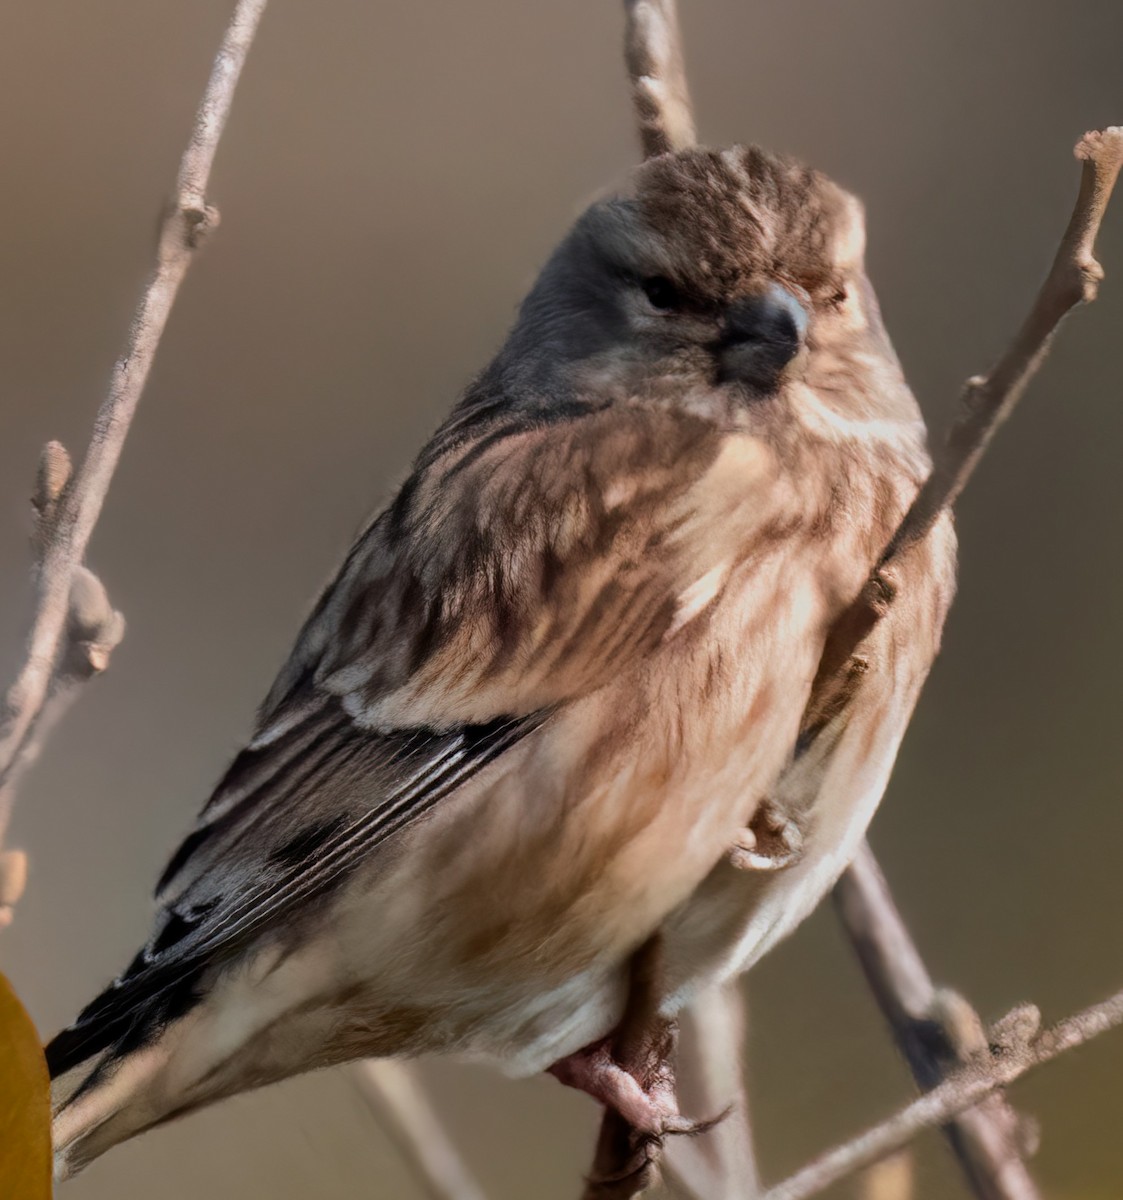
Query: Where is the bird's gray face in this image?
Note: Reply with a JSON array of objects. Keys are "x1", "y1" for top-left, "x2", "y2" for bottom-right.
[
  {"x1": 504, "y1": 204, "x2": 810, "y2": 402},
  {"x1": 497, "y1": 146, "x2": 878, "y2": 417}
]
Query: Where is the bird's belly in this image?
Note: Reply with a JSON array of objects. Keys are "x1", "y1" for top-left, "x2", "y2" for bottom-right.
[{"x1": 319, "y1": 565, "x2": 827, "y2": 1075}]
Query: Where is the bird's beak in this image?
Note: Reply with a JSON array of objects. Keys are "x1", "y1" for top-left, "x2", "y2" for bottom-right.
[{"x1": 717, "y1": 282, "x2": 809, "y2": 392}]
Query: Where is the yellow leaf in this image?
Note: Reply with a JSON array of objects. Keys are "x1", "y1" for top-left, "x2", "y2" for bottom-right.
[{"x1": 0, "y1": 971, "x2": 51, "y2": 1198}]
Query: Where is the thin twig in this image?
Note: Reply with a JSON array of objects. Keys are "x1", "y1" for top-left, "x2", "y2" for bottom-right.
[
  {"x1": 351, "y1": 1060, "x2": 488, "y2": 1200},
  {"x1": 0, "y1": 448, "x2": 126, "y2": 927},
  {"x1": 0, "y1": 0, "x2": 269, "y2": 859},
  {"x1": 834, "y1": 845, "x2": 1041, "y2": 1199},
  {"x1": 623, "y1": 0, "x2": 696, "y2": 159},
  {"x1": 757, "y1": 986, "x2": 1123, "y2": 1200},
  {"x1": 813, "y1": 126, "x2": 1123, "y2": 688},
  {"x1": 665, "y1": 983, "x2": 760, "y2": 1200}
]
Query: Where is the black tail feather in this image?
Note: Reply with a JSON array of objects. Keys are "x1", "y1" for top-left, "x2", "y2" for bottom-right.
[{"x1": 46, "y1": 960, "x2": 206, "y2": 1082}]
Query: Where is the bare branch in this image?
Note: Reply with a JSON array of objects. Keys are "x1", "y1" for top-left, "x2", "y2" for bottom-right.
[
  {"x1": 888, "y1": 127, "x2": 1123, "y2": 559},
  {"x1": 665, "y1": 983, "x2": 760, "y2": 1200},
  {"x1": 0, "y1": 0, "x2": 269, "y2": 857},
  {"x1": 834, "y1": 844, "x2": 1041, "y2": 1199},
  {"x1": 622, "y1": 0, "x2": 696, "y2": 159},
  {"x1": 351, "y1": 1061, "x2": 488, "y2": 1200},
  {"x1": 0, "y1": 441, "x2": 126, "y2": 923},
  {"x1": 814, "y1": 126, "x2": 1123, "y2": 686},
  {"x1": 757, "y1": 986, "x2": 1123, "y2": 1200}
]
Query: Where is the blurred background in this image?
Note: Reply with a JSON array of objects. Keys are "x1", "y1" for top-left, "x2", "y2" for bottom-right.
[{"x1": 2, "y1": 1, "x2": 1122, "y2": 1196}]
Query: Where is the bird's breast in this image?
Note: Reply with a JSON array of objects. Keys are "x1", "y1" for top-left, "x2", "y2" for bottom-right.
[{"x1": 318, "y1": 423, "x2": 941, "y2": 1075}]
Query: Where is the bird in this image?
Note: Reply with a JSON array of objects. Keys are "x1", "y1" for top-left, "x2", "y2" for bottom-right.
[{"x1": 48, "y1": 143, "x2": 956, "y2": 1179}]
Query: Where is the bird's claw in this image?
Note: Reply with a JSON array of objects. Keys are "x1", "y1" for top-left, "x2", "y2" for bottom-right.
[{"x1": 548, "y1": 1025, "x2": 690, "y2": 1138}]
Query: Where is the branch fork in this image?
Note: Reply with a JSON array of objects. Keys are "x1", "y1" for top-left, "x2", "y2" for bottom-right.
[{"x1": 760, "y1": 985, "x2": 1123, "y2": 1200}]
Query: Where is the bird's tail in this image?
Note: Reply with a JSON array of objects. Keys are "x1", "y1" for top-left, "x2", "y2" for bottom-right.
[
  {"x1": 47, "y1": 949, "x2": 334, "y2": 1179},
  {"x1": 46, "y1": 958, "x2": 195, "y2": 1180},
  {"x1": 49, "y1": 1039, "x2": 180, "y2": 1181}
]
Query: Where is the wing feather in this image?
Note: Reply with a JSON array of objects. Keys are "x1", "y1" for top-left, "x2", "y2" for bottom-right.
[{"x1": 47, "y1": 705, "x2": 546, "y2": 1079}]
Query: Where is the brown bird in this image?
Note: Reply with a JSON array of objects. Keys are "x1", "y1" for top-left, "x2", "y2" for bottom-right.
[{"x1": 48, "y1": 143, "x2": 956, "y2": 1178}]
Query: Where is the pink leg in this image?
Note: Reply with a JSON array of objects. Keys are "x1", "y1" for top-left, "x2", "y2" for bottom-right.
[{"x1": 548, "y1": 1032, "x2": 691, "y2": 1136}]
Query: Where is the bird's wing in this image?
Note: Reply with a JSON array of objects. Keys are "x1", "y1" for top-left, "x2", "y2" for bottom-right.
[
  {"x1": 48, "y1": 402, "x2": 749, "y2": 1079},
  {"x1": 47, "y1": 702, "x2": 543, "y2": 1078}
]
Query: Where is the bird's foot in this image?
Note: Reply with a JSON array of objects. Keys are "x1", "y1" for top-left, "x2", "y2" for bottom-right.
[
  {"x1": 564, "y1": 936, "x2": 727, "y2": 1198},
  {"x1": 728, "y1": 799, "x2": 803, "y2": 871},
  {"x1": 549, "y1": 1023, "x2": 692, "y2": 1136}
]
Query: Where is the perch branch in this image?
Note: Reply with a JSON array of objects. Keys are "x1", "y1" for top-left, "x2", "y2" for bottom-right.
[
  {"x1": 623, "y1": 0, "x2": 696, "y2": 159},
  {"x1": 834, "y1": 845, "x2": 1041, "y2": 1199},
  {"x1": 351, "y1": 1060, "x2": 488, "y2": 1200},
  {"x1": 0, "y1": 0, "x2": 269, "y2": 871},
  {"x1": 757, "y1": 985, "x2": 1123, "y2": 1200}
]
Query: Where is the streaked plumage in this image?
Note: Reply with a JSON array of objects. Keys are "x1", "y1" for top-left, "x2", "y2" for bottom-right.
[{"x1": 50, "y1": 145, "x2": 955, "y2": 1176}]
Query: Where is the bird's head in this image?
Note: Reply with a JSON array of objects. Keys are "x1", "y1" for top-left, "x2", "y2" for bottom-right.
[{"x1": 497, "y1": 144, "x2": 906, "y2": 422}]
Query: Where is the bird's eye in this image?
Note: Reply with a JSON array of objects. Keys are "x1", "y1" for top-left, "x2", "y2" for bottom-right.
[{"x1": 641, "y1": 276, "x2": 682, "y2": 311}]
